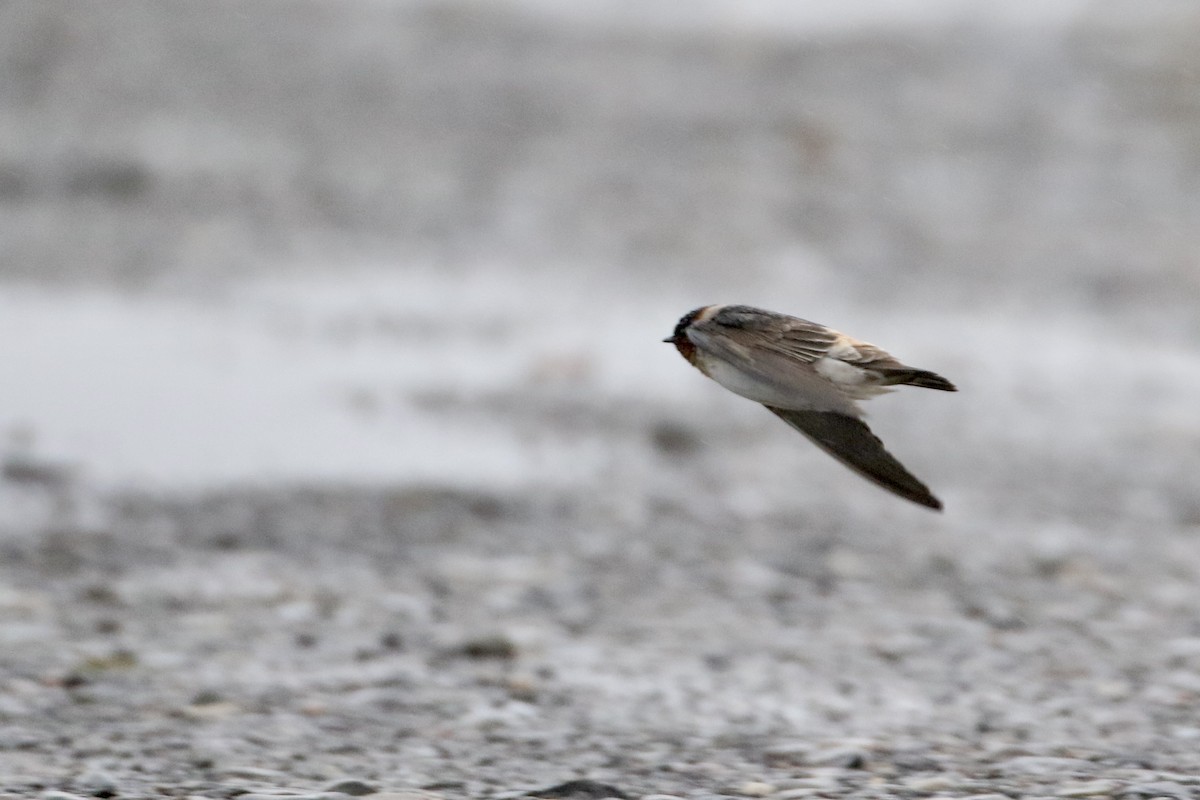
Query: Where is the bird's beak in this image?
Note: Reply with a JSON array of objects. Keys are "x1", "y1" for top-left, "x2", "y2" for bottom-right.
[{"x1": 662, "y1": 335, "x2": 676, "y2": 344}]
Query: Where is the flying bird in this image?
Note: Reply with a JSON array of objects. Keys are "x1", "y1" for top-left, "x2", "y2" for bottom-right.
[{"x1": 664, "y1": 304, "x2": 955, "y2": 510}]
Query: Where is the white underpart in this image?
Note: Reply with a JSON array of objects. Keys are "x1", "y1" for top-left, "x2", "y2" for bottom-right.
[{"x1": 695, "y1": 349, "x2": 857, "y2": 414}]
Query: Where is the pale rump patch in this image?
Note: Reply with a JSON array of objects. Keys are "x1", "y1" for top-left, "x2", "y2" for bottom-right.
[
  {"x1": 815, "y1": 356, "x2": 893, "y2": 399},
  {"x1": 826, "y1": 336, "x2": 863, "y2": 361}
]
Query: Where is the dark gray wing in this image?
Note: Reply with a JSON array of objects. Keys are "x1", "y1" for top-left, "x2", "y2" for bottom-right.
[
  {"x1": 697, "y1": 307, "x2": 838, "y2": 364},
  {"x1": 765, "y1": 406, "x2": 943, "y2": 510}
]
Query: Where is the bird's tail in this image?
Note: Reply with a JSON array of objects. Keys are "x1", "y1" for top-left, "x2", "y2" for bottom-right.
[{"x1": 878, "y1": 367, "x2": 957, "y2": 392}]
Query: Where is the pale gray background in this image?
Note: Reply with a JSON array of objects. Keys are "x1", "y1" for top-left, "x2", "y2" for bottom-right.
[{"x1": 2, "y1": 2, "x2": 1200, "y2": 798}]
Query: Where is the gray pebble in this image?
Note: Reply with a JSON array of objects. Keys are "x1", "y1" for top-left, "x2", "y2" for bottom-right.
[
  {"x1": 527, "y1": 779, "x2": 627, "y2": 800},
  {"x1": 1055, "y1": 779, "x2": 1120, "y2": 797},
  {"x1": 73, "y1": 770, "x2": 118, "y2": 798},
  {"x1": 223, "y1": 765, "x2": 291, "y2": 781},
  {"x1": 772, "y1": 773, "x2": 842, "y2": 792},
  {"x1": 891, "y1": 751, "x2": 942, "y2": 772},
  {"x1": 904, "y1": 775, "x2": 958, "y2": 792},
  {"x1": 640, "y1": 795, "x2": 686, "y2": 800},
  {"x1": 762, "y1": 741, "x2": 810, "y2": 766},
  {"x1": 771, "y1": 779, "x2": 816, "y2": 791},
  {"x1": 1154, "y1": 771, "x2": 1200, "y2": 785},
  {"x1": 0, "y1": 728, "x2": 40, "y2": 749},
  {"x1": 41, "y1": 792, "x2": 89, "y2": 800},
  {"x1": 237, "y1": 794, "x2": 354, "y2": 800},
  {"x1": 773, "y1": 790, "x2": 821, "y2": 799},
  {"x1": 324, "y1": 780, "x2": 379, "y2": 796},
  {"x1": 956, "y1": 780, "x2": 1024, "y2": 795},
  {"x1": 1121, "y1": 781, "x2": 1191, "y2": 799},
  {"x1": 997, "y1": 757, "x2": 1094, "y2": 776},
  {"x1": 806, "y1": 747, "x2": 869, "y2": 769}
]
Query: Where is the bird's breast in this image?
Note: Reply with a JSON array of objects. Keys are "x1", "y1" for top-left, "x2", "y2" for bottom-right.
[
  {"x1": 699, "y1": 357, "x2": 784, "y2": 404},
  {"x1": 672, "y1": 337, "x2": 698, "y2": 366}
]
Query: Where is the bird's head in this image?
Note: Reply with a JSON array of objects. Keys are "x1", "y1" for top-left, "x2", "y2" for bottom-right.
[{"x1": 663, "y1": 306, "x2": 715, "y2": 364}]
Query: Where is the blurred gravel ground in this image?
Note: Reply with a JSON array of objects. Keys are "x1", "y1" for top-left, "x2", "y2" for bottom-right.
[
  {"x1": 3, "y1": 467, "x2": 1200, "y2": 799},
  {"x1": 3, "y1": 1, "x2": 1200, "y2": 798}
]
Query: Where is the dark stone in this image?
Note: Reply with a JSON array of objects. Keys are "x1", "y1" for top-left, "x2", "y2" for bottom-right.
[
  {"x1": 453, "y1": 635, "x2": 518, "y2": 660},
  {"x1": 323, "y1": 778, "x2": 378, "y2": 796},
  {"x1": 528, "y1": 780, "x2": 628, "y2": 799}
]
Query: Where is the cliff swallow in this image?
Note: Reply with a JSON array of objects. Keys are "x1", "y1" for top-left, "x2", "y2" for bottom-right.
[{"x1": 664, "y1": 304, "x2": 956, "y2": 510}]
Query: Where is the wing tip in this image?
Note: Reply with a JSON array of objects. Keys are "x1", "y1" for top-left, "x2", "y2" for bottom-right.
[
  {"x1": 766, "y1": 406, "x2": 946, "y2": 511},
  {"x1": 911, "y1": 490, "x2": 944, "y2": 512},
  {"x1": 875, "y1": 470, "x2": 943, "y2": 511}
]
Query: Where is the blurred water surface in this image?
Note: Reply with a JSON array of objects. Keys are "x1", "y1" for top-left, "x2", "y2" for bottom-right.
[{"x1": 1, "y1": 0, "x2": 1198, "y2": 515}]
